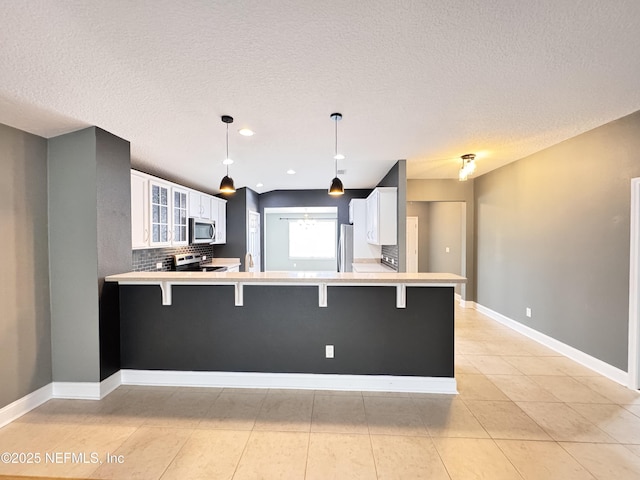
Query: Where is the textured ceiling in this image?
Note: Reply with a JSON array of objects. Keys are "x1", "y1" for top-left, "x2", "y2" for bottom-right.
[{"x1": 1, "y1": 1, "x2": 640, "y2": 193}]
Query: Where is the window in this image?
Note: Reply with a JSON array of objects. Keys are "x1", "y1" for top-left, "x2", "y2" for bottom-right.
[{"x1": 289, "y1": 219, "x2": 337, "y2": 259}]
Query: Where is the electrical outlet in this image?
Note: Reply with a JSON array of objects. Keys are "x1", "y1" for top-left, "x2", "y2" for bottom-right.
[
  {"x1": 391, "y1": 258, "x2": 395, "y2": 265},
  {"x1": 526, "y1": 307, "x2": 532, "y2": 318},
  {"x1": 202, "y1": 255, "x2": 207, "y2": 261},
  {"x1": 325, "y1": 345, "x2": 334, "y2": 358},
  {"x1": 446, "y1": 247, "x2": 450, "y2": 253},
  {"x1": 156, "y1": 262, "x2": 163, "y2": 270}
]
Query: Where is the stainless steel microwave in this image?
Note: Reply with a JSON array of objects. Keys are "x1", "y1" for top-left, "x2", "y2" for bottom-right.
[{"x1": 189, "y1": 218, "x2": 216, "y2": 244}]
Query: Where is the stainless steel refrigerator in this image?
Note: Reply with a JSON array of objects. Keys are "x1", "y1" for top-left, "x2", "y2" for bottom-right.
[{"x1": 338, "y1": 224, "x2": 354, "y2": 272}]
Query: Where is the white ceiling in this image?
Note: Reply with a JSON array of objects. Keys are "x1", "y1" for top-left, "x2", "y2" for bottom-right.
[{"x1": 1, "y1": 1, "x2": 640, "y2": 194}]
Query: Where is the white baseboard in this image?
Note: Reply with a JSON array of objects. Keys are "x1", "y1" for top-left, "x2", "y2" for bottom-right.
[
  {"x1": 52, "y1": 371, "x2": 123, "y2": 400},
  {"x1": 475, "y1": 303, "x2": 628, "y2": 386},
  {"x1": 0, "y1": 384, "x2": 52, "y2": 428},
  {"x1": 121, "y1": 370, "x2": 458, "y2": 394},
  {"x1": 100, "y1": 371, "x2": 122, "y2": 398}
]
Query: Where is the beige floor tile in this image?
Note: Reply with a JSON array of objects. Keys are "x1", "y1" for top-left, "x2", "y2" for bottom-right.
[
  {"x1": 233, "y1": 431, "x2": 308, "y2": 480},
  {"x1": 367, "y1": 413, "x2": 428, "y2": 436},
  {"x1": 413, "y1": 397, "x2": 489, "y2": 438},
  {"x1": 496, "y1": 439, "x2": 595, "y2": 480},
  {"x1": 623, "y1": 444, "x2": 640, "y2": 457},
  {"x1": 433, "y1": 437, "x2": 523, "y2": 479},
  {"x1": 314, "y1": 389, "x2": 363, "y2": 396},
  {"x1": 543, "y1": 356, "x2": 600, "y2": 376},
  {"x1": 455, "y1": 339, "x2": 494, "y2": 355},
  {"x1": 221, "y1": 387, "x2": 269, "y2": 396},
  {"x1": 624, "y1": 403, "x2": 640, "y2": 418},
  {"x1": 501, "y1": 356, "x2": 567, "y2": 376},
  {"x1": 455, "y1": 354, "x2": 481, "y2": 374},
  {"x1": 253, "y1": 392, "x2": 314, "y2": 432},
  {"x1": 487, "y1": 374, "x2": 562, "y2": 402},
  {"x1": 528, "y1": 376, "x2": 611, "y2": 403},
  {"x1": 198, "y1": 392, "x2": 264, "y2": 430},
  {"x1": 568, "y1": 403, "x2": 640, "y2": 444},
  {"x1": 90, "y1": 426, "x2": 191, "y2": 480},
  {"x1": 306, "y1": 432, "x2": 377, "y2": 480},
  {"x1": 466, "y1": 355, "x2": 523, "y2": 375},
  {"x1": 361, "y1": 391, "x2": 411, "y2": 397},
  {"x1": 456, "y1": 374, "x2": 510, "y2": 401},
  {"x1": 464, "y1": 400, "x2": 551, "y2": 440},
  {"x1": 516, "y1": 402, "x2": 616, "y2": 443},
  {"x1": 311, "y1": 395, "x2": 368, "y2": 434},
  {"x1": 363, "y1": 396, "x2": 418, "y2": 416},
  {"x1": 574, "y1": 376, "x2": 640, "y2": 405},
  {"x1": 143, "y1": 390, "x2": 219, "y2": 428},
  {"x1": 370, "y1": 435, "x2": 450, "y2": 480},
  {"x1": 15, "y1": 399, "x2": 103, "y2": 425},
  {"x1": 160, "y1": 429, "x2": 249, "y2": 480},
  {"x1": 561, "y1": 442, "x2": 640, "y2": 479}
]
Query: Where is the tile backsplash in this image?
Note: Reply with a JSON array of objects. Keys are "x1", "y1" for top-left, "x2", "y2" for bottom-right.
[
  {"x1": 381, "y1": 244, "x2": 399, "y2": 271},
  {"x1": 132, "y1": 244, "x2": 216, "y2": 272}
]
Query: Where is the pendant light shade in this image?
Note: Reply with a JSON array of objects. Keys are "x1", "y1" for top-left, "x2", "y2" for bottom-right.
[
  {"x1": 219, "y1": 175, "x2": 235, "y2": 193},
  {"x1": 219, "y1": 115, "x2": 236, "y2": 194},
  {"x1": 328, "y1": 112, "x2": 345, "y2": 196},
  {"x1": 329, "y1": 176, "x2": 344, "y2": 195}
]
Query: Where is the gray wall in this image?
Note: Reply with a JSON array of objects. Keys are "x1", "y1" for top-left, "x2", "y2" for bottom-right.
[
  {"x1": 0, "y1": 123, "x2": 52, "y2": 409},
  {"x1": 49, "y1": 127, "x2": 130, "y2": 382},
  {"x1": 215, "y1": 187, "x2": 260, "y2": 270},
  {"x1": 475, "y1": 109, "x2": 640, "y2": 371},
  {"x1": 407, "y1": 179, "x2": 475, "y2": 301},
  {"x1": 428, "y1": 202, "x2": 464, "y2": 278},
  {"x1": 378, "y1": 160, "x2": 407, "y2": 272},
  {"x1": 265, "y1": 211, "x2": 337, "y2": 271}
]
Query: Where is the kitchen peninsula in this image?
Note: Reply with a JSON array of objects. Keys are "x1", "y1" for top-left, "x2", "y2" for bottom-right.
[{"x1": 106, "y1": 271, "x2": 465, "y2": 393}]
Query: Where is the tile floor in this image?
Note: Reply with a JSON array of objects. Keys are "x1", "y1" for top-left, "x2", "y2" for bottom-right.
[{"x1": 1, "y1": 305, "x2": 640, "y2": 479}]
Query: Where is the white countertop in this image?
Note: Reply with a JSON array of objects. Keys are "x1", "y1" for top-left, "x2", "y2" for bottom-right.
[
  {"x1": 200, "y1": 257, "x2": 241, "y2": 269},
  {"x1": 106, "y1": 270, "x2": 465, "y2": 285},
  {"x1": 352, "y1": 262, "x2": 397, "y2": 273}
]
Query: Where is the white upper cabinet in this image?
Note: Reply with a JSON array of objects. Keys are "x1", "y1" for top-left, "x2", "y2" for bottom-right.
[
  {"x1": 189, "y1": 191, "x2": 212, "y2": 220},
  {"x1": 131, "y1": 172, "x2": 149, "y2": 249},
  {"x1": 149, "y1": 179, "x2": 172, "y2": 247},
  {"x1": 171, "y1": 186, "x2": 189, "y2": 246},
  {"x1": 215, "y1": 198, "x2": 227, "y2": 244},
  {"x1": 366, "y1": 187, "x2": 397, "y2": 245},
  {"x1": 131, "y1": 170, "x2": 228, "y2": 249}
]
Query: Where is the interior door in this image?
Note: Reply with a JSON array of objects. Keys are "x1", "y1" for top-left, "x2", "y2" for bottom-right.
[
  {"x1": 248, "y1": 211, "x2": 261, "y2": 272},
  {"x1": 406, "y1": 216, "x2": 419, "y2": 273}
]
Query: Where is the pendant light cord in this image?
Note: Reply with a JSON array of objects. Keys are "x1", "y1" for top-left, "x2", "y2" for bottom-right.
[
  {"x1": 226, "y1": 122, "x2": 229, "y2": 176},
  {"x1": 334, "y1": 116, "x2": 338, "y2": 176}
]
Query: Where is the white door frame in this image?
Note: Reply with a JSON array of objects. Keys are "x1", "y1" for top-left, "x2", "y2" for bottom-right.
[
  {"x1": 628, "y1": 178, "x2": 640, "y2": 389},
  {"x1": 406, "y1": 216, "x2": 419, "y2": 273}
]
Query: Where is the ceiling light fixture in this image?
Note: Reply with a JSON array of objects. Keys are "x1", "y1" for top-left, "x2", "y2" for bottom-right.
[
  {"x1": 219, "y1": 115, "x2": 236, "y2": 194},
  {"x1": 256, "y1": 182, "x2": 264, "y2": 188},
  {"x1": 287, "y1": 169, "x2": 296, "y2": 175},
  {"x1": 329, "y1": 112, "x2": 345, "y2": 196},
  {"x1": 458, "y1": 153, "x2": 476, "y2": 182},
  {"x1": 238, "y1": 128, "x2": 254, "y2": 137}
]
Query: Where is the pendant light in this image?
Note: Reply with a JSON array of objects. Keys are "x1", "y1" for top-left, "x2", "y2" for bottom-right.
[
  {"x1": 458, "y1": 153, "x2": 476, "y2": 182},
  {"x1": 219, "y1": 115, "x2": 236, "y2": 194},
  {"x1": 328, "y1": 112, "x2": 345, "y2": 195}
]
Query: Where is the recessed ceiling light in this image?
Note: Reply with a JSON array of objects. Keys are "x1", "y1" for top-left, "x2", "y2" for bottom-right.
[
  {"x1": 334, "y1": 154, "x2": 345, "y2": 160},
  {"x1": 287, "y1": 169, "x2": 296, "y2": 175},
  {"x1": 256, "y1": 182, "x2": 263, "y2": 188},
  {"x1": 238, "y1": 128, "x2": 254, "y2": 137},
  {"x1": 223, "y1": 158, "x2": 234, "y2": 165}
]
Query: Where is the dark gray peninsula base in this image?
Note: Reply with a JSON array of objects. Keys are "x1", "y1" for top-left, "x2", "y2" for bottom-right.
[{"x1": 107, "y1": 271, "x2": 465, "y2": 393}]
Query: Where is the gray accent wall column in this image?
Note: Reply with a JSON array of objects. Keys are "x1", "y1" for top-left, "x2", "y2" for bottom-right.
[
  {"x1": 48, "y1": 127, "x2": 131, "y2": 383},
  {"x1": 0, "y1": 123, "x2": 51, "y2": 409},
  {"x1": 378, "y1": 160, "x2": 407, "y2": 272},
  {"x1": 475, "y1": 110, "x2": 640, "y2": 371}
]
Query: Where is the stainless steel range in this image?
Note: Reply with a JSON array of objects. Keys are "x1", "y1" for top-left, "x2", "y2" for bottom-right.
[{"x1": 172, "y1": 254, "x2": 227, "y2": 272}]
